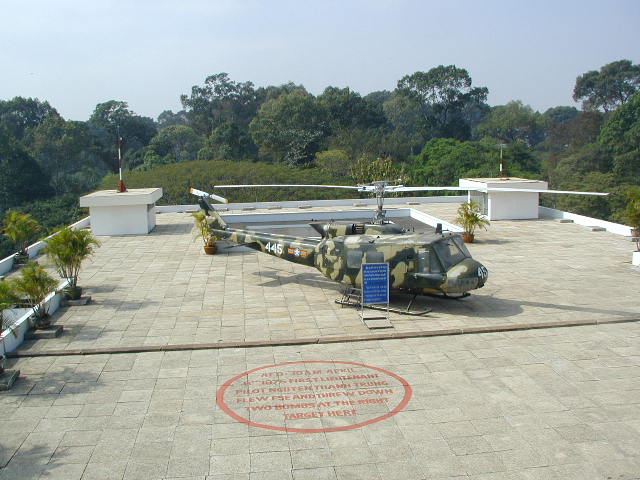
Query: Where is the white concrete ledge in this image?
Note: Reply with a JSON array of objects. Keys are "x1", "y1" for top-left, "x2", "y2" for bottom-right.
[
  {"x1": 1, "y1": 279, "x2": 69, "y2": 354},
  {"x1": 539, "y1": 206, "x2": 633, "y2": 236},
  {"x1": 156, "y1": 195, "x2": 465, "y2": 214},
  {"x1": 0, "y1": 217, "x2": 90, "y2": 276}
]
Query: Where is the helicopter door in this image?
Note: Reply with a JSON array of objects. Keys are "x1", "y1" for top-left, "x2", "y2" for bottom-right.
[
  {"x1": 417, "y1": 248, "x2": 442, "y2": 273},
  {"x1": 417, "y1": 248, "x2": 430, "y2": 273}
]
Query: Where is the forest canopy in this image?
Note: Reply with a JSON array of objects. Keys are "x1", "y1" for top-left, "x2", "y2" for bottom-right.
[{"x1": 1, "y1": 59, "x2": 640, "y2": 257}]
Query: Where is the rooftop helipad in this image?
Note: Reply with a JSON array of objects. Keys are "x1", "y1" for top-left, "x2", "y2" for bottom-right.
[
  {"x1": 2, "y1": 201, "x2": 640, "y2": 479},
  {"x1": 12, "y1": 202, "x2": 640, "y2": 355}
]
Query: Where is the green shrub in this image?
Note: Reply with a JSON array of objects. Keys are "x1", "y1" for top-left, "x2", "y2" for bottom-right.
[
  {"x1": 2, "y1": 211, "x2": 41, "y2": 259},
  {"x1": 0, "y1": 279, "x2": 20, "y2": 332},
  {"x1": 44, "y1": 227, "x2": 100, "y2": 288},
  {"x1": 12, "y1": 262, "x2": 59, "y2": 327}
]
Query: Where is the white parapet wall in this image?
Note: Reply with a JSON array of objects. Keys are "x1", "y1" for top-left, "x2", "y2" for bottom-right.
[
  {"x1": 213, "y1": 208, "x2": 462, "y2": 233},
  {"x1": 539, "y1": 206, "x2": 634, "y2": 236},
  {"x1": 0, "y1": 216, "x2": 91, "y2": 277},
  {"x1": 0, "y1": 279, "x2": 69, "y2": 354},
  {"x1": 156, "y1": 195, "x2": 465, "y2": 213}
]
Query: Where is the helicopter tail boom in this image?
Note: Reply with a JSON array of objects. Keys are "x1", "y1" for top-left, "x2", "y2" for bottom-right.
[
  {"x1": 210, "y1": 226, "x2": 318, "y2": 267},
  {"x1": 206, "y1": 207, "x2": 228, "y2": 230}
]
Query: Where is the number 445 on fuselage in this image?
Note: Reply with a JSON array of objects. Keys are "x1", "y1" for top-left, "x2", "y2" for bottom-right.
[{"x1": 191, "y1": 188, "x2": 488, "y2": 298}]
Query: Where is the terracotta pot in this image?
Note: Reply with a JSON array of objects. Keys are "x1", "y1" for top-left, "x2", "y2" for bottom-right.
[
  {"x1": 204, "y1": 245, "x2": 217, "y2": 255},
  {"x1": 462, "y1": 232, "x2": 474, "y2": 243}
]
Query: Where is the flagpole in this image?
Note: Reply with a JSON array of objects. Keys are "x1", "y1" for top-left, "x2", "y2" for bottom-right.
[{"x1": 116, "y1": 125, "x2": 127, "y2": 192}]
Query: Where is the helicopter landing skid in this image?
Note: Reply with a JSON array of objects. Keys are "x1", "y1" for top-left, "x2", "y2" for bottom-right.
[
  {"x1": 426, "y1": 292, "x2": 471, "y2": 300},
  {"x1": 335, "y1": 291, "x2": 431, "y2": 316}
]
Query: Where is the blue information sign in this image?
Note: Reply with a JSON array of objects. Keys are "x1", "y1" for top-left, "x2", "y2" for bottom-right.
[{"x1": 362, "y1": 263, "x2": 389, "y2": 304}]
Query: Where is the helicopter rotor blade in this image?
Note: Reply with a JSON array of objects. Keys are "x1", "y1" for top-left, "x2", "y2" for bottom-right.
[
  {"x1": 211, "y1": 184, "x2": 360, "y2": 190},
  {"x1": 189, "y1": 187, "x2": 229, "y2": 204},
  {"x1": 390, "y1": 186, "x2": 476, "y2": 192},
  {"x1": 390, "y1": 186, "x2": 608, "y2": 196}
]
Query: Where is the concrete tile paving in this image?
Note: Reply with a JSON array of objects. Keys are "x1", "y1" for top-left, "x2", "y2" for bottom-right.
[
  {"x1": 11, "y1": 203, "x2": 640, "y2": 354},
  {"x1": 1, "y1": 323, "x2": 639, "y2": 479}
]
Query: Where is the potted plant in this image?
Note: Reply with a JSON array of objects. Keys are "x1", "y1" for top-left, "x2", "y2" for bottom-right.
[
  {"x1": 1, "y1": 211, "x2": 41, "y2": 265},
  {"x1": 0, "y1": 280, "x2": 20, "y2": 389},
  {"x1": 43, "y1": 227, "x2": 100, "y2": 300},
  {"x1": 12, "y1": 262, "x2": 59, "y2": 329},
  {"x1": 623, "y1": 187, "x2": 640, "y2": 265},
  {"x1": 0, "y1": 279, "x2": 19, "y2": 334},
  {"x1": 191, "y1": 211, "x2": 219, "y2": 254},
  {"x1": 455, "y1": 200, "x2": 490, "y2": 243}
]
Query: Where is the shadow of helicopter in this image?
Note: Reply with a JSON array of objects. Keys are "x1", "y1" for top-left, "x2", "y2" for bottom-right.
[
  {"x1": 252, "y1": 268, "x2": 342, "y2": 291},
  {"x1": 418, "y1": 293, "x2": 640, "y2": 319}
]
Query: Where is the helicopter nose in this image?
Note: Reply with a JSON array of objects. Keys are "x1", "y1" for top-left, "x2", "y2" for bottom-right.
[
  {"x1": 476, "y1": 262, "x2": 488, "y2": 288},
  {"x1": 445, "y1": 259, "x2": 488, "y2": 293}
]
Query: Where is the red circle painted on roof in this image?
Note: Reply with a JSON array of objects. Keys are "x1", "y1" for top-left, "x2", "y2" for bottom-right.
[{"x1": 216, "y1": 360, "x2": 412, "y2": 433}]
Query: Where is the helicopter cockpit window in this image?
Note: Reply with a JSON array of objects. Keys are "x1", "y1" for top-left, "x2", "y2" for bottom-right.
[
  {"x1": 417, "y1": 248, "x2": 429, "y2": 273},
  {"x1": 432, "y1": 239, "x2": 467, "y2": 269},
  {"x1": 451, "y1": 236, "x2": 471, "y2": 257},
  {"x1": 346, "y1": 250, "x2": 363, "y2": 269}
]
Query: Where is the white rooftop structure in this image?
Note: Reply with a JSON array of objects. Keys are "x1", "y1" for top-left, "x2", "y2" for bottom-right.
[
  {"x1": 459, "y1": 177, "x2": 549, "y2": 221},
  {"x1": 79, "y1": 187, "x2": 163, "y2": 235}
]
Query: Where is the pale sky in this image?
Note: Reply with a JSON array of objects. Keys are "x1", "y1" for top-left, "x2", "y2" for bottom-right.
[{"x1": 2, "y1": 0, "x2": 639, "y2": 121}]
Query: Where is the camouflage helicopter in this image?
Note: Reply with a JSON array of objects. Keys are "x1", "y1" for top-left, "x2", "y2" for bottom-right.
[{"x1": 190, "y1": 185, "x2": 489, "y2": 314}]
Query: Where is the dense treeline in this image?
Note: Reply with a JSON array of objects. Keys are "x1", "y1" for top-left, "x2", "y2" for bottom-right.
[{"x1": 1, "y1": 60, "x2": 640, "y2": 258}]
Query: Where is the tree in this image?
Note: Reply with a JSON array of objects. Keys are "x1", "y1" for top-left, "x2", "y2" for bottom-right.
[
  {"x1": 547, "y1": 171, "x2": 620, "y2": 220},
  {"x1": 315, "y1": 150, "x2": 351, "y2": 176},
  {"x1": 200, "y1": 121, "x2": 256, "y2": 161},
  {"x1": 147, "y1": 125, "x2": 203, "y2": 163},
  {"x1": 317, "y1": 86, "x2": 386, "y2": 132},
  {"x1": 180, "y1": 73, "x2": 262, "y2": 136},
  {"x1": 349, "y1": 155, "x2": 403, "y2": 184},
  {"x1": 573, "y1": 60, "x2": 640, "y2": 112},
  {"x1": 410, "y1": 138, "x2": 540, "y2": 186},
  {"x1": 364, "y1": 90, "x2": 392, "y2": 106},
  {"x1": 543, "y1": 111, "x2": 604, "y2": 153},
  {"x1": 410, "y1": 138, "x2": 494, "y2": 186},
  {"x1": 27, "y1": 115, "x2": 102, "y2": 194},
  {"x1": 475, "y1": 101, "x2": 544, "y2": 146},
  {"x1": 249, "y1": 91, "x2": 327, "y2": 166},
  {"x1": 543, "y1": 106, "x2": 579, "y2": 125},
  {"x1": 0, "y1": 97, "x2": 58, "y2": 140},
  {"x1": 598, "y1": 91, "x2": 640, "y2": 182},
  {"x1": 0, "y1": 125, "x2": 52, "y2": 211},
  {"x1": 88, "y1": 100, "x2": 157, "y2": 170},
  {"x1": 157, "y1": 110, "x2": 189, "y2": 127},
  {"x1": 397, "y1": 65, "x2": 489, "y2": 140},
  {"x1": 621, "y1": 186, "x2": 640, "y2": 251}
]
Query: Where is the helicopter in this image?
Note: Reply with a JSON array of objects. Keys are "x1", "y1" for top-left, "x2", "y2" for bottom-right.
[
  {"x1": 193, "y1": 179, "x2": 608, "y2": 236},
  {"x1": 190, "y1": 186, "x2": 490, "y2": 314}
]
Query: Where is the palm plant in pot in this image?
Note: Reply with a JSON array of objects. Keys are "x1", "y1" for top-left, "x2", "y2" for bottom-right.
[
  {"x1": 1, "y1": 211, "x2": 41, "y2": 265},
  {"x1": 12, "y1": 262, "x2": 59, "y2": 329},
  {"x1": 623, "y1": 187, "x2": 640, "y2": 265},
  {"x1": 455, "y1": 200, "x2": 490, "y2": 243},
  {"x1": 191, "y1": 211, "x2": 219, "y2": 254},
  {"x1": 43, "y1": 227, "x2": 100, "y2": 300},
  {"x1": 0, "y1": 279, "x2": 20, "y2": 334}
]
